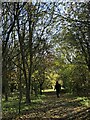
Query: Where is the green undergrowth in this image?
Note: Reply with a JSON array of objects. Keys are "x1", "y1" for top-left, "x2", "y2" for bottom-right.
[
  {"x1": 2, "y1": 92, "x2": 90, "y2": 119},
  {"x1": 66, "y1": 93, "x2": 90, "y2": 107},
  {"x1": 2, "y1": 93, "x2": 46, "y2": 118},
  {"x1": 76, "y1": 96, "x2": 90, "y2": 107}
]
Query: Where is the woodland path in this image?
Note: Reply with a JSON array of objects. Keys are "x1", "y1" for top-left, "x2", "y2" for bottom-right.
[{"x1": 15, "y1": 91, "x2": 90, "y2": 120}]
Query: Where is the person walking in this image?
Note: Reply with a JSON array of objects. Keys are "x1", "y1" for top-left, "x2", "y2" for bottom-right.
[{"x1": 55, "y1": 81, "x2": 61, "y2": 98}]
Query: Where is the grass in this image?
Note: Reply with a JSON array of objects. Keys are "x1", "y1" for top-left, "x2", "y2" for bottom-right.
[
  {"x1": 76, "y1": 97, "x2": 90, "y2": 107},
  {"x1": 2, "y1": 93, "x2": 46, "y2": 118},
  {"x1": 2, "y1": 91, "x2": 90, "y2": 119},
  {"x1": 43, "y1": 88, "x2": 64, "y2": 92},
  {"x1": 43, "y1": 88, "x2": 55, "y2": 92}
]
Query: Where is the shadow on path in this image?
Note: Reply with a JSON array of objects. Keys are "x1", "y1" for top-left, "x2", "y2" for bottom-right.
[{"x1": 2, "y1": 91, "x2": 90, "y2": 120}]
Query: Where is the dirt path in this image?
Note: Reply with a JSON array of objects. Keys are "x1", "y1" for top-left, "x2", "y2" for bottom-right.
[{"x1": 15, "y1": 92, "x2": 90, "y2": 120}]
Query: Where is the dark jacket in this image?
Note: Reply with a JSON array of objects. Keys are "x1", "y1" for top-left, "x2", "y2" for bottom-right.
[{"x1": 55, "y1": 82, "x2": 61, "y2": 92}]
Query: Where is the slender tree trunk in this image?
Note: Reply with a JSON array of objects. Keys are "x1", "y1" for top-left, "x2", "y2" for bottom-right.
[
  {"x1": 28, "y1": 10, "x2": 33, "y2": 103},
  {"x1": 17, "y1": 3, "x2": 30, "y2": 103},
  {"x1": 87, "y1": 2, "x2": 90, "y2": 72},
  {"x1": 18, "y1": 70, "x2": 22, "y2": 113},
  {"x1": 40, "y1": 83, "x2": 42, "y2": 95},
  {"x1": 17, "y1": 53, "x2": 22, "y2": 113},
  {"x1": 2, "y1": 58, "x2": 8, "y2": 101},
  {"x1": 28, "y1": 22, "x2": 33, "y2": 102}
]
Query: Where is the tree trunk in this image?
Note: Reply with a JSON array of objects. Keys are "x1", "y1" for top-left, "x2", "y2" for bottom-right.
[
  {"x1": 17, "y1": 3, "x2": 30, "y2": 103},
  {"x1": 40, "y1": 84, "x2": 42, "y2": 95},
  {"x1": 17, "y1": 53, "x2": 22, "y2": 113},
  {"x1": 2, "y1": 57, "x2": 8, "y2": 102},
  {"x1": 28, "y1": 10, "x2": 33, "y2": 103}
]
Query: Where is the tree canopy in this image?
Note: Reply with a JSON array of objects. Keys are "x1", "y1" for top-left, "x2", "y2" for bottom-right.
[{"x1": 1, "y1": 2, "x2": 90, "y2": 118}]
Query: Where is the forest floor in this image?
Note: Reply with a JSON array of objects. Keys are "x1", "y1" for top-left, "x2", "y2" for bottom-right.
[{"x1": 2, "y1": 91, "x2": 90, "y2": 120}]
